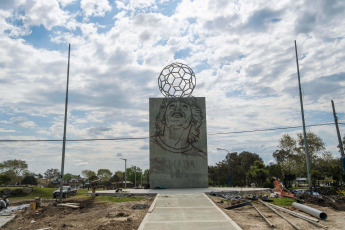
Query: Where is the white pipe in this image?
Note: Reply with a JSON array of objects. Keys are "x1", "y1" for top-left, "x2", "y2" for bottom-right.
[
  {"x1": 292, "y1": 202, "x2": 327, "y2": 220},
  {"x1": 266, "y1": 202, "x2": 319, "y2": 222}
]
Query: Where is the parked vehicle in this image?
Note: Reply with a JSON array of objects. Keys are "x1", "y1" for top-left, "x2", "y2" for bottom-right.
[{"x1": 53, "y1": 186, "x2": 77, "y2": 198}]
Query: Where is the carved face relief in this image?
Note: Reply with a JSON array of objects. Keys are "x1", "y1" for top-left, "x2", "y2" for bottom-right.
[{"x1": 165, "y1": 101, "x2": 192, "y2": 129}]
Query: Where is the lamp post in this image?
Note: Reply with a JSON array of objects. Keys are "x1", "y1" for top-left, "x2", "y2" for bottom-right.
[
  {"x1": 217, "y1": 148, "x2": 232, "y2": 187},
  {"x1": 120, "y1": 158, "x2": 127, "y2": 189}
]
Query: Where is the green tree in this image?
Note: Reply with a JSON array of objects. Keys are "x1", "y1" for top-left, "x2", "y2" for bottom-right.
[
  {"x1": 208, "y1": 151, "x2": 262, "y2": 187},
  {"x1": 44, "y1": 168, "x2": 61, "y2": 179},
  {"x1": 247, "y1": 161, "x2": 269, "y2": 187},
  {"x1": 21, "y1": 175, "x2": 37, "y2": 185},
  {"x1": 81, "y1": 169, "x2": 96, "y2": 179},
  {"x1": 110, "y1": 171, "x2": 123, "y2": 183},
  {"x1": 0, "y1": 159, "x2": 28, "y2": 175},
  {"x1": 0, "y1": 159, "x2": 28, "y2": 185},
  {"x1": 0, "y1": 174, "x2": 11, "y2": 185},
  {"x1": 273, "y1": 132, "x2": 328, "y2": 187},
  {"x1": 267, "y1": 163, "x2": 283, "y2": 180},
  {"x1": 143, "y1": 169, "x2": 150, "y2": 185},
  {"x1": 126, "y1": 166, "x2": 142, "y2": 186},
  {"x1": 97, "y1": 169, "x2": 112, "y2": 181},
  {"x1": 63, "y1": 173, "x2": 74, "y2": 181}
]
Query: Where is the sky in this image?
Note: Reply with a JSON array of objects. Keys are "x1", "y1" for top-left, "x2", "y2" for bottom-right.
[{"x1": 1, "y1": 0, "x2": 345, "y2": 176}]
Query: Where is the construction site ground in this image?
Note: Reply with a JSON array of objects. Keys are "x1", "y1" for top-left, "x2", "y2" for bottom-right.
[
  {"x1": 208, "y1": 191, "x2": 345, "y2": 230},
  {"x1": 2, "y1": 187, "x2": 345, "y2": 230},
  {"x1": 3, "y1": 196, "x2": 154, "y2": 230}
]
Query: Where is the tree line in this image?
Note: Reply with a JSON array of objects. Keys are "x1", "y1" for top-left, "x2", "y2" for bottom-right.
[
  {"x1": 0, "y1": 159, "x2": 149, "y2": 188},
  {"x1": 1, "y1": 132, "x2": 344, "y2": 188},
  {"x1": 209, "y1": 132, "x2": 345, "y2": 188}
]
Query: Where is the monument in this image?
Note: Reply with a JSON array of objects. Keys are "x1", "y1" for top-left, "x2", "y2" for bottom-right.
[{"x1": 149, "y1": 63, "x2": 208, "y2": 188}]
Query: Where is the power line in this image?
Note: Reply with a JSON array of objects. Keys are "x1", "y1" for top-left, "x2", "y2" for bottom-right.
[{"x1": 0, "y1": 122, "x2": 344, "y2": 142}]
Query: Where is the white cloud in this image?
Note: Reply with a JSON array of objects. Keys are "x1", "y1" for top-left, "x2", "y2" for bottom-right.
[
  {"x1": 10, "y1": 116, "x2": 37, "y2": 128},
  {"x1": 81, "y1": 0, "x2": 111, "y2": 18},
  {"x1": 21, "y1": 0, "x2": 70, "y2": 30}
]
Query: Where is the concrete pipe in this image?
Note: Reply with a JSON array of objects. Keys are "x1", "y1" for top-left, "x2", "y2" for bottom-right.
[{"x1": 292, "y1": 202, "x2": 327, "y2": 220}]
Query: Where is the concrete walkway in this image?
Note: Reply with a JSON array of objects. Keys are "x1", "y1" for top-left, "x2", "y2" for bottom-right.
[
  {"x1": 138, "y1": 193, "x2": 242, "y2": 230},
  {"x1": 0, "y1": 215, "x2": 15, "y2": 228}
]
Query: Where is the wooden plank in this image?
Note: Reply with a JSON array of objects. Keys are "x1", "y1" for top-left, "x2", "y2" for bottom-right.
[{"x1": 57, "y1": 203, "x2": 79, "y2": 209}]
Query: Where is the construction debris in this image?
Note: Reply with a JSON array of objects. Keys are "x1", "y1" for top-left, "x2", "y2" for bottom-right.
[
  {"x1": 251, "y1": 203, "x2": 275, "y2": 228},
  {"x1": 259, "y1": 199, "x2": 301, "y2": 230},
  {"x1": 225, "y1": 201, "x2": 251, "y2": 210},
  {"x1": 292, "y1": 202, "x2": 327, "y2": 220},
  {"x1": 57, "y1": 203, "x2": 80, "y2": 209}
]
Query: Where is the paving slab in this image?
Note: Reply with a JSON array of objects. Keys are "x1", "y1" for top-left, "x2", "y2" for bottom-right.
[
  {"x1": 138, "y1": 193, "x2": 242, "y2": 230},
  {"x1": 0, "y1": 215, "x2": 15, "y2": 228}
]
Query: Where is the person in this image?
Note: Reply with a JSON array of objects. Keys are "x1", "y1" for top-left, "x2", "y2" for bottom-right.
[{"x1": 151, "y1": 97, "x2": 206, "y2": 159}]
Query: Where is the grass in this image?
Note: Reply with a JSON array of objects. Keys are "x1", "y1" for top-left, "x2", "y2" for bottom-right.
[
  {"x1": 95, "y1": 196, "x2": 144, "y2": 203},
  {"x1": 2, "y1": 187, "x2": 91, "y2": 200},
  {"x1": 270, "y1": 197, "x2": 295, "y2": 206}
]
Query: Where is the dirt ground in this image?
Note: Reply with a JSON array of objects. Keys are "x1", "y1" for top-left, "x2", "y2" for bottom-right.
[
  {"x1": 208, "y1": 194, "x2": 345, "y2": 230},
  {"x1": 3, "y1": 196, "x2": 154, "y2": 230}
]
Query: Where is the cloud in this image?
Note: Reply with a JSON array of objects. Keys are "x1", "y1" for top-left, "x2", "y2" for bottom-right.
[
  {"x1": 10, "y1": 116, "x2": 36, "y2": 128},
  {"x1": 116, "y1": 153, "x2": 123, "y2": 157},
  {"x1": 87, "y1": 126, "x2": 112, "y2": 136},
  {"x1": 81, "y1": 0, "x2": 111, "y2": 18}
]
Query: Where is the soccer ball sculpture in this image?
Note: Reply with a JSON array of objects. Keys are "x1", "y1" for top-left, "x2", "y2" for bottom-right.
[{"x1": 158, "y1": 63, "x2": 196, "y2": 98}]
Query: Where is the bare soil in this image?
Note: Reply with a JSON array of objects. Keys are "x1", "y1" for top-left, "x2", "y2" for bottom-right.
[
  {"x1": 208, "y1": 195, "x2": 345, "y2": 230},
  {"x1": 4, "y1": 196, "x2": 154, "y2": 230}
]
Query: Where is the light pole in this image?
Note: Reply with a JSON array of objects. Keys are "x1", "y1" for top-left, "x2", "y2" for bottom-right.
[
  {"x1": 217, "y1": 148, "x2": 232, "y2": 187},
  {"x1": 120, "y1": 158, "x2": 127, "y2": 189}
]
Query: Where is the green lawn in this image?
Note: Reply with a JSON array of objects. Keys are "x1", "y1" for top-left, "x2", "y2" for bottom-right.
[
  {"x1": 1, "y1": 187, "x2": 90, "y2": 199},
  {"x1": 270, "y1": 197, "x2": 295, "y2": 206}
]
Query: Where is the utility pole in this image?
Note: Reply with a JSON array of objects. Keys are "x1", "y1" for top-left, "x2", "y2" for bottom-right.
[
  {"x1": 295, "y1": 40, "x2": 312, "y2": 191},
  {"x1": 134, "y1": 166, "x2": 136, "y2": 188},
  {"x1": 120, "y1": 158, "x2": 127, "y2": 188},
  {"x1": 331, "y1": 100, "x2": 345, "y2": 175},
  {"x1": 59, "y1": 44, "x2": 71, "y2": 202}
]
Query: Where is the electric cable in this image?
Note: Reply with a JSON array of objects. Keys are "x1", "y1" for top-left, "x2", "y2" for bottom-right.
[{"x1": 0, "y1": 121, "x2": 344, "y2": 142}]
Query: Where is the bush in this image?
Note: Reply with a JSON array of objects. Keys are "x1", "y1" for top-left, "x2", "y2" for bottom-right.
[{"x1": 263, "y1": 181, "x2": 274, "y2": 188}]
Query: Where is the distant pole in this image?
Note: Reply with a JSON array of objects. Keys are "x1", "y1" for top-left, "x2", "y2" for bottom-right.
[
  {"x1": 120, "y1": 158, "x2": 127, "y2": 188},
  {"x1": 134, "y1": 166, "x2": 137, "y2": 188},
  {"x1": 331, "y1": 100, "x2": 345, "y2": 175},
  {"x1": 59, "y1": 44, "x2": 71, "y2": 202},
  {"x1": 295, "y1": 40, "x2": 312, "y2": 191},
  {"x1": 217, "y1": 148, "x2": 232, "y2": 187}
]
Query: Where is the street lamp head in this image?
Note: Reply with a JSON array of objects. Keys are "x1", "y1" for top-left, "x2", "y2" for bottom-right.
[{"x1": 120, "y1": 158, "x2": 127, "y2": 161}]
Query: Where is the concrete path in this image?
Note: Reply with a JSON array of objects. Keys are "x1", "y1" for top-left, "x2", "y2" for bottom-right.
[
  {"x1": 0, "y1": 215, "x2": 15, "y2": 228},
  {"x1": 138, "y1": 193, "x2": 242, "y2": 230}
]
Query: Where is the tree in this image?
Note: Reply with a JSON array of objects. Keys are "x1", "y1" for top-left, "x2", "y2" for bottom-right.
[
  {"x1": 97, "y1": 169, "x2": 112, "y2": 181},
  {"x1": 247, "y1": 161, "x2": 269, "y2": 187},
  {"x1": 81, "y1": 170, "x2": 96, "y2": 179},
  {"x1": 273, "y1": 132, "x2": 328, "y2": 187},
  {"x1": 0, "y1": 174, "x2": 11, "y2": 185},
  {"x1": 44, "y1": 168, "x2": 61, "y2": 179},
  {"x1": 208, "y1": 151, "x2": 262, "y2": 187},
  {"x1": 0, "y1": 159, "x2": 28, "y2": 185},
  {"x1": 143, "y1": 169, "x2": 150, "y2": 184},
  {"x1": 21, "y1": 175, "x2": 37, "y2": 185},
  {"x1": 0, "y1": 159, "x2": 28, "y2": 176},
  {"x1": 125, "y1": 166, "x2": 142, "y2": 186},
  {"x1": 110, "y1": 171, "x2": 124, "y2": 183},
  {"x1": 63, "y1": 173, "x2": 74, "y2": 181},
  {"x1": 267, "y1": 163, "x2": 283, "y2": 180}
]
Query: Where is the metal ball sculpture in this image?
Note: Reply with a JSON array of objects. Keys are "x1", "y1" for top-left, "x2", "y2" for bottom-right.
[{"x1": 158, "y1": 63, "x2": 196, "y2": 98}]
